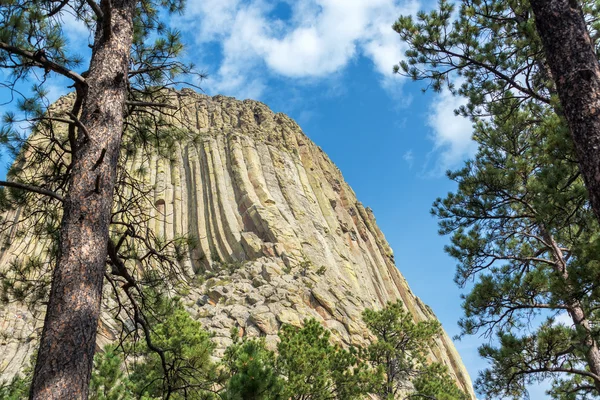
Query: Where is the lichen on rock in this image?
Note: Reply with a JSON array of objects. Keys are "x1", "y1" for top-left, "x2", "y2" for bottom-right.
[{"x1": 0, "y1": 90, "x2": 474, "y2": 397}]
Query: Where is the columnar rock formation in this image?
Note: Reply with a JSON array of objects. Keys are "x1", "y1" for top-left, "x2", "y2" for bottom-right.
[{"x1": 0, "y1": 90, "x2": 474, "y2": 397}]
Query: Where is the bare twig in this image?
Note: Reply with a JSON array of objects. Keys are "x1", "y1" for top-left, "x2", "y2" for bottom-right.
[
  {"x1": 66, "y1": 111, "x2": 91, "y2": 140},
  {"x1": 85, "y1": 0, "x2": 104, "y2": 19},
  {"x1": 0, "y1": 180, "x2": 64, "y2": 203},
  {"x1": 125, "y1": 100, "x2": 177, "y2": 110}
]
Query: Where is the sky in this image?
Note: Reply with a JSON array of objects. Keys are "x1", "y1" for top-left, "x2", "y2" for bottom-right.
[{"x1": 0, "y1": 0, "x2": 552, "y2": 397}]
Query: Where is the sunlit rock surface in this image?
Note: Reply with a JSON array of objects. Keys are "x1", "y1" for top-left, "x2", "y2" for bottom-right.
[{"x1": 0, "y1": 90, "x2": 474, "y2": 397}]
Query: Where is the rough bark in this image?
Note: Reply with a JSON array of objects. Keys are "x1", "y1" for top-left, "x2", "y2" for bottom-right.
[
  {"x1": 567, "y1": 304, "x2": 600, "y2": 390},
  {"x1": 545, "y1": 230, "x2": 600, "y2": 392},
  {"x1": 529, "y1": 0, "x2": 600, "y2": 226},
  {"x1": 29, "y1": 0, "x2": 135, "y2": 398}
]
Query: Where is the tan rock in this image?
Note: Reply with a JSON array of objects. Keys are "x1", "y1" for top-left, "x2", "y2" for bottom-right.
[
  {"x1": 240, "y1": 231, "x2": 264, "y2": 259},
  {"x1": 276, "y1": 309, "x2": 302, "y2": 327},
  {"x1": 311, "y1": 288, "x2": 337, "y2": 316},
  {"x1": 0, "y1": 91, "x2": 474, "y2": 398},
  {"x1": 261, "y1": 262, "x2": 283, "y2": 282},
  {"x1": 249, "y1": 310, "x2": 279, "y2": 335}
]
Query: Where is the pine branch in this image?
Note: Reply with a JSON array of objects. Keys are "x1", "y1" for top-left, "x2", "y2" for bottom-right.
[
  {"x1": 125, "y1": 100, "x2": 177, "y2": 109},
  {"x1": 0, "y1": 180, "x2": 64, "y2": 202},
  {"x1": 66, "y1": 112, "x2": 91, "y2": 140},
  {"x1": 85, "y1": 0, "x2": 104, "y2": 20},
  {"x1": 0, "y1": 41, "x2": 86, "y2": 84},
  {"x1": 34, "y1": 114, "x2": 91, "y2": 141},
  {"x1": 100, "y1": 0, "x2": 113, "y2": 40},
  {"x1": 47, "y1": 0, "x2": 70, "y2": 17},
  {"x1": 106, "y1": 239, "x2": 172, "y2": 392},
  {"x1": 129, "y1": 64, "x2": 176, "y2": 76}
]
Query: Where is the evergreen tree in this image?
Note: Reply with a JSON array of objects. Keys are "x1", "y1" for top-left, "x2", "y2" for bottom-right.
[
  {"x1": 412, "y1": 363, "x2": 470, "y2": 400},
  {"x1": 89, "y1": 346, "x2": 134, "y2": 400},
  {"x1": 126, "y1": 298, "x2": 219, "y2": 400},
  {"x1": 221, "y1": 335, "x2": 284, "y2": 400},
  {"x1": 277, "y1": 318, "x2": 378, "y2": 400},
  {"x1": 432, "y1": 100, "x2": 600, "y2": 397},
  {"x1": 0, "y1": 0, "x2": 200, "y2": 397},
  {"x1": 363, "y1": 301, "x2": 467, "y2": 400},
  {"x1": 529, "y1": 0, "x2": 600, "y2": 226},
  {"x1": 395, "y1": 0, "x2": 600, "y2": 397}
]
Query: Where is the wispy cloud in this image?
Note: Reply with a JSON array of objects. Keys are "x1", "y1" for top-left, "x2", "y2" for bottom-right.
[
  {"x1": 178, "y1": 0, "x2": 419, "y2": 99},
  {"x1": 553, "y1": 312, "x2": 574, "y2": 328},
  {"x1": 403, "y1": 150, "x2": 414, "y2": 169},
  {"x1": 426, "y1": 87, "x2": 477, "y2": 174}
]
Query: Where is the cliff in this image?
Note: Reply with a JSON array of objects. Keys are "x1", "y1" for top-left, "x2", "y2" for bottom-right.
[{"x1": 0, "y1": 90, "x2": 474, "y2": 397}]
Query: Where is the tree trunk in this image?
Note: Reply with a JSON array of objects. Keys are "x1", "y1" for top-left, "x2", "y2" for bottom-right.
[
  {"x1": 566, "y1": 303, "x2": 600, "y2": 392},
  {"x1": 544, "y1": 229, "x2": 600, "y2": 392},
  {"x1": 529, "y1": 0, "x2": 600, "y2": 226},
  {"x1": 29, "y1": 0, "x2": 135, "y2": 398}
]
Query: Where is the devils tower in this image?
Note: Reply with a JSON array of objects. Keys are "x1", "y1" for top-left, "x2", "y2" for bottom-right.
[{"x1": 0, "y1": 89, "x2": 473, "y2": 397}]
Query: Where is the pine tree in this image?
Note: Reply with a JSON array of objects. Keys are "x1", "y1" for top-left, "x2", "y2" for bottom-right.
[
  {"x1": 277, "y1": 318, "x2": 378, "y2": 400},
  {"x1": 0, "y1": 0, "x2": 200, "y2": 398},
  {"x1": 221, "y1": 336, "x2": 284, "y2": 400},
  {"x1": 394, "y1": 1, "x2": 600, "y2": 397},
  {"x1": 89, "y1": 346, "x2": 134, "y2": 400},
  {"x1": 362, "y1": 301, "x2": 467, "y2": 400},
  {"x1": 432, "y1": 101, "x2": 600, "y2": 397},
  {"x1": 529, "y1": 0, "x2": 600, "y2": 226},
  {"x1": 126, "y1": 297, "x2": 219, "y2": 400}
]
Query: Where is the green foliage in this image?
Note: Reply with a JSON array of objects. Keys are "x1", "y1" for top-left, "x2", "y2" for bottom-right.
[
  {"x1": 277, "y1": 318, "x2": 379, "y2": 400},
  {"x1": 395, "y1": 0, "x2": 600, "y2": 397},
  {"x1": 299, "y1": 259, "x2": 312, "y2": 276},
  {"x1": 475, "y1": 322, "x2": 583, "y2": 399},
  {"x1": 316, "y1": 266, "x2": 327, "y2": 276},
  {"x1": 363, "y1": 301, "x2": 466, "y2": 399},
  {"x1": 0, "y1": 373, "x2": 31, "y2": 400},
  {"x1": 0, "y1": 356, "x2": 36, "y2": 399},
  {"x1": 90, "y1": 346, "x2": 134, "y2": 400},
  {"x1": 432, "y1": 90, "x2": 600, "y2": 398},
  {"x1": 363, "y1": 300, "x2": 437, "y2": 397},
  {"x1": 127, "y1": 300, "x2": 218, "y2": 400},
  {"x1": 412, "y1": 363, "x2": 469, "y2": 400},
  {"x1": 1, "y1": 301, "x2": 470, "y2": 400},
  {"x1": 221, "y1": 336, "x2": 284, "y2": 400}
]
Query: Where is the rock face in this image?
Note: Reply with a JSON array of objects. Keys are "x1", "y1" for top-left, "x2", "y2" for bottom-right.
[{"x1": 0, "y1": 90, "x2": 474, "y2": 397}]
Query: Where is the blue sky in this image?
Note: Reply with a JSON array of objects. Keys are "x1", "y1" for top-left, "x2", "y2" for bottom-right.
[{"x1": 1, "y1": 0, "x2": 555, "y2": 397}]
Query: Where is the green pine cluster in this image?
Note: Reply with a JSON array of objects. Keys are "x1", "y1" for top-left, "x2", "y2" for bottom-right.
[
  {"x1": 394, "y1": 0, "x2": 600, "y2": 398},
  {"x1": 1, "y1": 300, "x2": 466, "y2": 400}
]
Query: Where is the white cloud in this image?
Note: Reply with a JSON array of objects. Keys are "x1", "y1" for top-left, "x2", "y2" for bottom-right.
[
  {"x1": 43, "y1": 81, "x2": 70, "y2": 104},
  {"x1": 553, "y1": 312, "x2": 574, "y2": 328},
  {"x1": 58, "y1": 10, "x2": 93, "y2": 52},
  {"x1": 178, "y1": 0, "x2": 419, "y2": 98},
  {"x1": 403, "y1": 150, "x2": 414, "y2": 168},
  {"x1": 427, "y1": 88, "x2": 477, "y2": 173},
  {"x1": 184, "y1": 0, "x2": 243, "y2": 40}
]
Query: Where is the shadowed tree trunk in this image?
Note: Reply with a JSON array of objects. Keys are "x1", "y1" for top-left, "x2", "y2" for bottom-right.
[
  {"x1": 29, "y1": 0, "x2": 136, "y2": 398},
  {"x1": 541, "y1": 228, "x2": 600, "y2": 392},
  {"x1": 530, "y1": 0, "x2": 600, "y2": 227}
]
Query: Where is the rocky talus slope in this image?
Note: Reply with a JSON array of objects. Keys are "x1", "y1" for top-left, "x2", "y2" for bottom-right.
[{"x1": 0, "y1": 90, "x2": 473, "y2": 397}]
